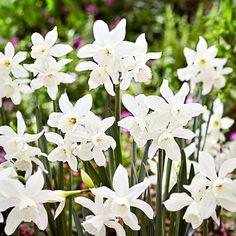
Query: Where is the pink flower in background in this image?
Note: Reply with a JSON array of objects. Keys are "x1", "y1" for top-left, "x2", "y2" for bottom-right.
[
  {"x1": 0, "y1": 146, "x2": 6, "y2": 163},
  {"x1": 229, "y1": 131, "x2": 236, "y2": 141},
  {"x1": 20, "y1": 226, "x2": 33, "y2": 236},
  {"x1": 11, "y1": 37, "x2": 20, "y2": 46},
  {"x1": 3, "y1": 99, "x2": 14, "y2": 111},
  {"x1": 104, "y1": 0, "x2": 114, "y2": 6},
  {"x1": 85, "y1": 4, "x2": 98, "y2": 14},
  {"x1": 73, "y1": 37, "x2": 83, "y2": 48},
  {"x1": 110, "y1": 17, "x2": 121, "y2": 29}
]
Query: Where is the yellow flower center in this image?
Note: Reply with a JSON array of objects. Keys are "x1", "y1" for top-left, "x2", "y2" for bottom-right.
[
  {"x1": 4, "y1": 60, "x2": 11, "y2": 68},
  {"x1": 213, "y1": 120, "x2": 220, "y2": 127},
  {"x1": 68, "y1": 117, "x2": 77, "y2": 124},
  {"x1": 199, "y1": 58, "x2": 206, "y2": 65}
]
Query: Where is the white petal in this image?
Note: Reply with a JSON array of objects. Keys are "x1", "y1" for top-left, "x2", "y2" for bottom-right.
[
  {"x1": 31, "y1": 77, "x2": 44, "y2": 90},
  {"x1": 47, "y1": 86, "x2": 58, "y2": 100},
  {"x1": 74, "y1": 94, "x2": 92, "y2": 115},
  {"x1": 109, "y1": 19, "x2": 126, "y2": 44},
  {"x1": 93, "y1": 148, "x2": 106, "y2": 166},
  {"x1": 173, "y1": 128, "x2": 196, "y2": 140},
  {"x1": 221, "y1": 117, "x2": 234, "y2": 130},
  {"x1": 123, "y1": 212, "x2": 140, "y2": 230},
  {"x1": 199, "y1": 151, "x2": 217, "y2": 180},
  {"x1": 196, "y1": 36, "x2": 208, "y2": 52},
  {"x1": 5, "y1": 42, "x2": 15, "y2": 58},
  {"x1": 104, "y1": 79, "x2": 115, "y2": 96},
  {"x1": 175, "y1": 82, "x2": 189, "y2": 103},
  {"x1": 31, "y1": 32, "x2": 44, "y2": 45},
  {"x1": 183, "y1": 47, "x2": 197, "y2": 65},
  {"x1": 163, "y1": 139, "x2": 181, "y2": 161},
  {"x1": 130, "y1": 199, "x2": 154, "y2": 219},
  {"x1": 16, "y1": 111, "x2": 26, "y2": 135},
  {"x1": 74, "y1": 197, "x2": 96, "y2": 214},
  {"x1": 34, "y1": 205, "x2": 48, "y2": 230},
  {"x1": 54, "y1": 200, "x2": 66, "y2": 219},
  {"x1": 163, "y1": 193, "x2": 193, "y2": 211},
  {"x1": 36, "y1": 190, "x2": 63, "y2": 203},
  {"x1": 75, "y1": 61, "x2": 97, "y2": 71},
  {"x1": 26, "y1": 169, "x2": 44, "y2": 195},
  {"x1": 127, "y1": 179, "x2": 150, "y2": 200},
  {"x1": 77, "y1": 44, "x2": 98, "y2": 58},
  {"x1": 105, "y1": 221, "x2": 126, "y2": 236},
  {"x1": 113, "y1": 165, "x2": 129, "y2": 196},
  {"x1": 93, "y1": 20, "x2": 109, "y2": 42},
  {"x1": 100, "y1": 117, "x2": 115, "y2": 132},
  {"x1": 47, "y1": 112, "x2": 63, "y2": 128},
  {"x1": 12, "y1": 64, "x2": 29, "y2": 78},
  {"x1": 59, "y1": 93, "x2": 74, "y2": 113},
  {"x1": 219, "y1": 158, "x2": 236, "y2": 178},
  {"x1": 5, "y1": 207, "x2": 22, "y2": 235},
  {"x1": 45, "y1": 27, "x2": 58, "y2": 47},
  {"x1": 13, "y1": 52, "x2": 27, "y2": 64},
  {"x1": 50, "y1": 44, "x2": 72, "y2": 57},
  {"x1": 45, "y1": 132, "x2": 64, "y2": 146},
  {"x1": 160, "y1": 79, "x2": 174, "y2": 104}
]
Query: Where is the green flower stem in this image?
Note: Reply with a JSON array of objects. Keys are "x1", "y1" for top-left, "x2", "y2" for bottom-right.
[
  {"x1": 131, "y1": 141, "x2": 137, "y2": 186},
  {"x1": 35, "y1": 93, "x2": 52, "y2": 186},
  {"x1": 203, "y1": 219, "x2": 208, "y2": 236},
  {"x1": 114, "y1": 85, "x2": 122, "y2": 167},
  {"x1": 156, "y1": 150, "x2": 164, "y2": 235},
  {"x1": 68, "y1": 169, "x2": 72, "y2": 236},
  {"x1": 1, "y1": 99, "x2": 6, "y2": 125}
]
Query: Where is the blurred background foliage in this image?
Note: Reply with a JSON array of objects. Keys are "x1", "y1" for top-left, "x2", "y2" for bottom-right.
[{"x1": 0, "y1": 0, "x2": 236, "y2": 133}]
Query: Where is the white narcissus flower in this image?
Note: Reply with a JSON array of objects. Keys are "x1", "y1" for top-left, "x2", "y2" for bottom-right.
[
  {"x1": 0, "y1": 169, "x2": 63, "y2": 235},
  {"x1": 147, "y1": 124, "x2": 195, "y2": 161},
  {"x1": 177, "y1": 36, "x2": 232, "y2": 94},
  {"x1": 118, "y1": 94, "x2": 149, "y2": 147},
  {"x1": 0, "y1": 111, "x2": 43, "y2": 156},
  {"x1": 30, "y1": 26, "x2": 72, "y2": 59},
  {"x1": 194, "y1": 151, "x2": 236, "y2": 216},
  {"x1": 92, "y1": 165, "x2": 153, "y2": 230},
  {"x1": 120, "y1": 34, "x2": 161, "y2": 90},
  {"x1": 4, "y1": 145, "x2": 47, "y2": 179},
  {"x1": 73, "y1": 115, "x2": 116, "y2": 166},
  {"x1": 75, "y1": 195, "x2": 125, "y2": 236},
  {"x1": 146, "y1": 79, "x2": 204, "y2": 128},
  {"x1": 47, "y1": 93, "x2": 93, "y2": 134},
  {"x1": 76, "y1": 61, "x2": 119, "y2": 96},
  {"x1": 45, "y1": 132, "x2": 78, "y2": 171},
  {"x1": 0, "y1": 77, "x2": 32, "y2": 106},
  {"x1": 25, "y1": 58, "x2": 75, "y2": 100},
  {"x1": 204, "y1": 98, "x2": 234, "y2": 133},
  {"x1": 0, "y1": 42, "x2": 28, "y2": 78}
]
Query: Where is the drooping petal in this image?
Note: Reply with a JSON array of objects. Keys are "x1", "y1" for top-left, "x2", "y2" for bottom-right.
[
  {"x1": 16, "y1": 111, "x2": 26, "y2": 135},
  {"x1": 5, "y1": 207, "x2": 22, "y2": 235},
  {"x1": 93, "y1": 147, "x2": 106, "y2": 166},
  {"x1": 123, "y1": 212, "x2": 140, "y2": 230},
  {"x1": 54, "y1": 200, "x2": 66, "y2": 219},
  {"x1": 47, "y1": 86, "x2": 58, "y2": 100},
  {"x1": 163, "y1": 193, "x2": 193, "y2": 211},
  {"x1": 105, "y1": 221, "x2": 126, "y2": 236},
  {"x1": 130, "y1": 199, "x2": 154, "y2": 219},
  {"x1": 74, "y1": 197, "x2": 97, "y2": 214},
  {"x1": 113, "y1": 165, "x2": 129, "y2": 196},
  {"x1": 34, "y1": 205, "x2": 48, "y2": 230}
]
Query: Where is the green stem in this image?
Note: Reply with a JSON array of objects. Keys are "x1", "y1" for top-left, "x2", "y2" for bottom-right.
[
  {"x1": 1, "y1": 99, "x2": 6, "y2": 125},
  {"x1": 114, "y1": 85, "x2": 122, "y2": 167},
  {"x1": 68, "y1": 170, "x2": 72, "y2": 236},
  {"x1": 203, "y1": 219, "x2": 208, "y2": 236},
  {"x1": 131, "y1": 141, "x2": 137, "y2": 186},
  {"x1": 163, "y1": 159, "x2": 172, "y2": 201},
  {"x1": 156, "y1": 150, "x2": 164, "y2": 235}
]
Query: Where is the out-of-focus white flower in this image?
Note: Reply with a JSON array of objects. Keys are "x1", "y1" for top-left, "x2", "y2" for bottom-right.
[
  {"x1": 73, "y1": 115, "x2": 116, "y2": 166},
  {"x1": 0, "y1": 169, "x2": 63, "y2": 235},
  {"x1": 118, "y1": 94, "x2": 149, "y2": 147},
  {"x1": 177, "y1": 36, "x2": 232, "y2": 94},
  {"x1": 25, "y1": 58, "x2": 74, "y2": 100},
  {"x1": 147, "y1": 124, "x2": 195, "y2": 161},
  {"x1": 120, "y1": 34, "x2": 161, "y2": 90},
  {"x1": 92, "y1": 165, "x2": 153, "y2": 230},
  {"x1": 0, "y1": 111, "x2": 43, "y2": 156},
  {"x1": 30, "y1": 27, "x2": 72, "y2": 59},
  {"x1": 75, "y1": 195, "x2": 125, "y2": 236},
  {"x1": 0, "y1": 42, "x2": 28, "y2": 78},
  {"x1": 47, "y1": 93, "x2": 93, "y2": 134},
  {"x1": 204, "y1": 98, "x2": 234, "y2": 133},
  {"x1": 45, "y1": 132, "x2": 78, "y2": 171},
  {"x1": 0, "y1": 77, "x2": 32, "y2": 106},
  {"x1": 146, "y1": 80, "x2": 204, "y2": 128},
  {"x1": 4, "y1": 145, "x2": 47, "y2": 179}
]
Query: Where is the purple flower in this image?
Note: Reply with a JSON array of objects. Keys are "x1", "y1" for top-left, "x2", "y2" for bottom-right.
[
  {"x1": 11, "y1": 37, "x2": 20, "y2": 47},
  {"x1": 0, "y1": 146, "x2": 6, "y2": 164},
  {"x1": 3, "y1": 99, "x2": 14, "y2": 111},
  {"x1": 73, "y1": 37, "x2": 83, "y2": 48},
  {"x1": 229, "y1": 131, "x2": 236, "y2": 141},
  {"x1": 85, "y1": 4, "x2": 98, "y2": 14},
  {"x1": 104, "y1": 0, "x2": 114, "y2": 6}
]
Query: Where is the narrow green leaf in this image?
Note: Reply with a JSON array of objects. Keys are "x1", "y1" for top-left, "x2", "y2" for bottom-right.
[{"x1": 72, "y1": 208, "x2": 84, "y2": 236}]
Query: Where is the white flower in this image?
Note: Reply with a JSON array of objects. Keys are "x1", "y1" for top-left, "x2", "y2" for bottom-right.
[
  {"x1": 120, "y1": 34, "x2": 161, "y2": 90},
  {"x1": 0, "y1": 169, "x2": 63, "y2": 235},
  {"x1": 177, "y1": 36, "x2": 232, "y2": 94},
  {"x1": 92, "y1": 165, "x2": 153, "y2": 230},
  {"x1": 45, "y1": 132, "x2": 78, "y2": 171},
  {"x1": 47, "y1": 93, "x2": 92, "y2": 134},
  {"x1": 118, "y1": 94, "x2": 149, "y2": 147},
  {"x1": 4, "y1": 145, "x2": 47, "y2": 179},
  {"x1": 75, "y1": 195, "x2": 125, "y2": 236},
  {"x1": 73, "y1": 115, "x2": 116, "y2": 166},
  {"x1": 0, "y1": 42, "x2": 28, "y2": 78},
  {"x1": 25, "y1": 58, "x2": 74, "y2": 100},
  {"x1": 30, "y1": 27, "x2": 72, "y2": 59},
  {"x1": 0, "y1": 111, "x2": 43, "y2": 156},
  {"x1": 146, "y1": 79, "x2": 204, "y2": 127},
  {"x1": 147, "y1": 124, "x2": 195, "y2": 161},
  {"x1": 204, "y1": 98, "x2": 234, "y2": 133},
  {"x1": 0, "y1": 77, "x2": 32, "y2": 106},
  {"x1": 76, "y1": 61, "x2": 119, "y2": 96}
]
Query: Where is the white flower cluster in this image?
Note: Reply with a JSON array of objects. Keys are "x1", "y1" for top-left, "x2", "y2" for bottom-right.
[
  {"x1": 76, "y1": 19, "x2": 162, "y2": 95},
  {"x1": 177, "y1": 36, "x2": 232, "y2": 95},
  {"x1": 24, "y1": 27, "x2": 74, "y2": 100}
]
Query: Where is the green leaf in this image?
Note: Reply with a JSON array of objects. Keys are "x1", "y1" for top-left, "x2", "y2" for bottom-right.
[{"x1": 72, "y1": 208, "x2": 84, "y2": 236}]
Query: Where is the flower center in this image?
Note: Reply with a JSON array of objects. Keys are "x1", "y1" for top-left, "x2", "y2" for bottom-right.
[
  {"x1": 199, "y1": 58, "x2": 206, "y2": 65},
  {"x1": 213, "y1": 120, "x2": 220, "y2": 127},
  {"x1": 68, "y1": 117, "x2": 77, "y2": 124},
  {"x1": 4, "y1": 60, "x2": 11, "y2": 68}
]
